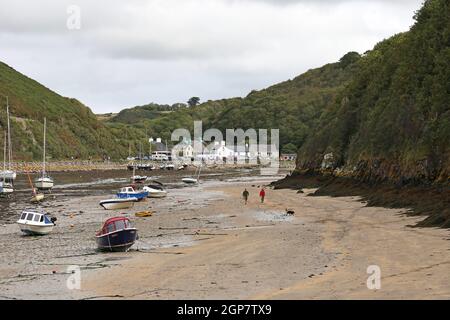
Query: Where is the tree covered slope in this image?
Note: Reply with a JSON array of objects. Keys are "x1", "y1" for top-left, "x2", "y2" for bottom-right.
[{"x1": 297, "y1": 0, "x2": 449, "y2": 185}]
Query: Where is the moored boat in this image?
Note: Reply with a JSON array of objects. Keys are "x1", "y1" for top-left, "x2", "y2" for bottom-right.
[
  {"x1": 117, "y1": 185, "x2": 148, "y2": 201},
  {"x1": 99, "y1": 197, "x2": 137, "y2": 210},
  {"x1": 182, "y1": 165, "x2": 202, "y2": 184},
  {"x1": 131, "y1": 175, "x2": 147, "y2": 184},
  {"x1": 143, "y1": 181, "x2": 167, "y2": 198},
  {"x1": 35, "y1": 118, "x2": 54, "y2": 191},
  {"x1": 17, "y1": 210, "x2": 56, "y2": 235},
  {"x1": 96, "y1": 217, "x2": 138, "y2": 252}
]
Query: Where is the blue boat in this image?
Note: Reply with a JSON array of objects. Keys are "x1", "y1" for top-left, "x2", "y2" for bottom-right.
[
  {"x1": 96, "y1": 217, "x2": 138, "y2": 252},
  {"x1": 116, "y1": 185, "x2": 148, "y2": 201}
]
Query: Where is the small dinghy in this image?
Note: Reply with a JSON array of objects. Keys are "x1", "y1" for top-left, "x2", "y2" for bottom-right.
[
  {"x1": 131, "y1": 175, "x2": 147, "y2": 184},
  {"x1": 0, "y1": 181, "x2": 14, "y2": 194},
  {"x1": 96, "y1": 217, "x2": 138, "y2": 252},
  {"x1": 117, "y1": 185, "x2": 148, "y2": 201},
  {"x1": 143, "y1": 181, "x2": 167, "y2": 198},
  {"x1": 135, "y1": 211, "x2": 153, "y2": 217},
  {"x1": 17, "y1": 210, "x2": 56, "y2": 235},
  {"x1": 182, "y1": 177, "x2": 198, "y2": 184},
  {"x1": 182, "y1": 165, "x2": 202, "y2": 184},
  {"x1": 99, "y1": 197, "x2": 137, "y2": 210}
]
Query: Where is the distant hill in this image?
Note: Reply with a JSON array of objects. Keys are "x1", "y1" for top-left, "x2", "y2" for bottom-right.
[
  {"x1": 298, "y1": 0, "x2": 450, "y2": 185},
  {"x1": 108, "y1": 53, "x2": 360, "y2": 153}
]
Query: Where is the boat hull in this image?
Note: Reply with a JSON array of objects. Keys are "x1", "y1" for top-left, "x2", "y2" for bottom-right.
[
  {"x1": 100, "y1": 199, "x2": 136, "y2": 210},
  {"x1": 18, "y1": 222, "x2": 54, "y2": 235},
  {"x1": 96, "y1": 228, "x2": 138, "y2": 252},
  {"x1": 182, "y1": 178, "x2": 198, "y2": 184},
  {"x1": 35, "y1": 180, "x2": 54, "y2": 190}
]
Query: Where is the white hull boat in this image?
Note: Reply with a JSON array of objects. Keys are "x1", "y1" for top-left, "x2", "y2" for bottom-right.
[
  {"x1": 35, "y1": 177, "x2": 54, "y2": 190},
  {"x1": 0, "y1": 170, "x2": 16, "y2": 180},
  {"x1": 100, "y1": 198, "x2": 137, "y2": 210},
  {"x1": 0, "y1": 181, "x2": 14, "y2": 194},
  {"x1": 17, "y1": 210, "x2": 56, "y2": 236},
  {"x1": 143, "y1": 185, "x2": 167, "y2": 198},
  {"x1": 182, "y1": 177, "x2": 198, "y2": 184}
]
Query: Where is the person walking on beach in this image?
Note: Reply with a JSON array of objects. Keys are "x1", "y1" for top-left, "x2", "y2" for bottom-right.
[
  {"x1": 259, "y1": 188, "x2": 266, "y2": 203},
  {"x1": 242, "y1": 189, "x2": 249, "y2": 205}
]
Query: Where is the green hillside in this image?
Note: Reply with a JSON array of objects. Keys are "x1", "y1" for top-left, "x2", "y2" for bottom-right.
[
  {"x1": 108, "y1": 53, "x2": 360, "y2": 153},
  {"x1": 0, "y1": 62, "x2": 145, "y2": 160},
  {"x1": 298, "y1": 0, "x2": 450, "y2": 185}
]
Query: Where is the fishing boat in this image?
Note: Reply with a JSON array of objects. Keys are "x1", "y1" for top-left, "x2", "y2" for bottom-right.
[
  {"x1": 96, "y1": 217, "x2": 138, "y2": 252},
  {"x1": 182, "y1": 165, "x2": 202, "y2": 184},
  {"x1": 143, "y1": 181, "x2": 167, "y2": 198},
  {"x1": 0, "y1": 97, "x2": 17, "y2": 192},
  {"x1": 35, "y1": 118, "x2": 54, "y2": 190},
  {"x1": 17, "y1": 210, "x2": 56, "y2": 235},
  {"x1": 99, "y1": 197, "x2": 137, "y2": 210},
  {"x1": 117, "y1": 185, "x2": 148, "y2": 201}
]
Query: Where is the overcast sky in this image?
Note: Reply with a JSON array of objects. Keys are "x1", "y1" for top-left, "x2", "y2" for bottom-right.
[{"x1": 0, "y1": 0, "x2": 423, "y2": 113}]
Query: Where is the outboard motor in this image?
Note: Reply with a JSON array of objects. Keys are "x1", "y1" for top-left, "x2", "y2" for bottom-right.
[{"x1": 50, "y1": 217, "x2": 57, "y2": 225}]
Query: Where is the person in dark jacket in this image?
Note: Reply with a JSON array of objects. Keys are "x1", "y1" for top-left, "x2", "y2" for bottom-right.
[{"x1": 242, "y1": 189, "x2": 249, "y2": 205}]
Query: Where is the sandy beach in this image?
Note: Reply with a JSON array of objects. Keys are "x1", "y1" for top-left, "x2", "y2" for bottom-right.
[{"x1": 0, "y1": 169, "x2": 449, "y2": 300}]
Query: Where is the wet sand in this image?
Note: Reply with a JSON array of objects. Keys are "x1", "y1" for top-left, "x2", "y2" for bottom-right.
[{"x1": 0, "y1": 170, "x2": 449, "y2": 299}]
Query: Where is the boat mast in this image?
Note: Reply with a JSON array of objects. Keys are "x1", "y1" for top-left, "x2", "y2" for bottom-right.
[
  {"x1": 42, "y1": 117, "x2": 46, "y2": 177},
  {"x1": 2, "y1": 132, "x2": 6, "y2": 182},
  {"x1": 6, "y1": 96, "x2": 11, "y2": 170}
]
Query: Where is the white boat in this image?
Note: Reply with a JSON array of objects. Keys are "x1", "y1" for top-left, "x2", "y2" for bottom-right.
[
  {"x1": 0, "y1": 97, "x2": 16, "y2": 193},
  {"x1": 131, "y1": 175, "x2": 147, "y2": 183},
  {"x1": 0, "y1": 181, "x2": 13, "y2": 194},
  {"x1": 130, "y1": 165, "x2": 147, "y2": 183},
  {"x1": 17, "y1": 210, "x2": 56, "y2": 235},
  {"x1": 182, "y1": 165, "x2": 202, "y2": 184},
  {"x1": 35, "y1": 176, "x2": 54, "y2": 190},
  {"x1": 99, "y1": 198, "x2": 137, "y2": 210},
  {"x1": 182, "y1": 177, "x2": 198, "y2": 184},
  {"x1": 143, "y1": 182, "x2": 167, "y2": 198},
  {"x1": 35, "y1": 118, "x2": 54, "y2": 190}
]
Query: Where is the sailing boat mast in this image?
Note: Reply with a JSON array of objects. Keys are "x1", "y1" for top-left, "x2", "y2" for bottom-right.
[
  {"x1": 42, "y1": 117, "x2": 46, "y2": 177},
  {"x1": 3, "y1": 132, "x2": 6, "y2": 173},
  {"x1": 6, "y1": 96, "x2": 12, "y2": 170}
]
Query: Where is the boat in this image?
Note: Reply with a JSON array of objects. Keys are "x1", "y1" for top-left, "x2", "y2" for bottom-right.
[
  {"x1": 99, "y1": 197, "x2": 137, "y2": 210},
  {"x1": 0, "y1": 97, "x2": 16, "y2": 193},
  {"x1": 165, "y1": 164, "x2": 175, "y2": 170},
  {"x1": 182, "y1": 165, "x2": 202, "y2": 184},
  {"x1": 135, "y1": 211, "x2": 153, "y2": 217},
  {"x1": 131, "y1": 175, "x2": 147, "y2": 183},
  {"x1": 143, "y1": 181, "x2": 167, "y2": 198},
  {"x1": 0, "y1": 181, "x2": 13, "y2": 194},
  {"x1": 17, "y1": 210, "x2": 56, "y2": 235},
  {"x1": 35, "y1": 118, "x2": 54, "y2": 190},
  {"x1": 130, "y1": 165, "x2": 147, "y2": 183},
  {"x1": 117, "y1": 185, "x2": 148, "y2": 201},
  {"x1": 96, "y1": 217, "x2": 138, "y2": 252}
]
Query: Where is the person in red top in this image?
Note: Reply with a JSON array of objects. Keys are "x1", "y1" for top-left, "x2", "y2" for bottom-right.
[{"x1": 259, "y1": 188, "x2": 266, "y2": 203}]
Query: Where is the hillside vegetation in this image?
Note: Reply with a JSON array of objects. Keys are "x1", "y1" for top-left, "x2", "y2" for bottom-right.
[
  {"x1": 298, "y1": 0, "x2": 450, "y2": 185},
  {"x1": 0, "y1": 62, "x2": 146, "y2": 160},
  {"x1": 107, "y1": 54, "x2": 360, "y2": 153}
]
